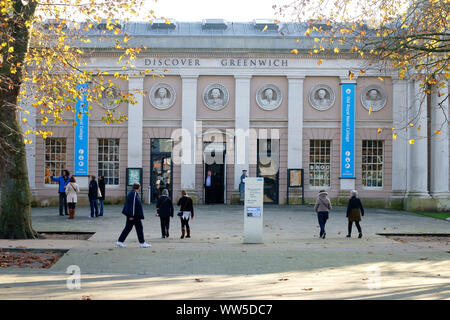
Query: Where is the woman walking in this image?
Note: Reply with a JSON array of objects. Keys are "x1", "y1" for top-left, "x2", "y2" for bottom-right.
[
  {"x1": 346, "y1": 190, "x2": 365, "y2": 238},
  {"x1": 314, "y1": 190, "x2": 332, "y2": 239},
  {"x1": 156, "y1": 189, "x2": 174, "y2": 238},
  {"x1": 177, "y1": 190, "x2": 194, "y2": 239},
  {"x1": 65, "y1": 176, "x2": 79, "y2": 219}
]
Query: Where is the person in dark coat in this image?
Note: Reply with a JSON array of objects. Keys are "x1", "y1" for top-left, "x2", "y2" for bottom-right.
[
  {"x1": 88, "y1": 175, "x2": 99, "y2": 218},
  {"x1": 156, "y1": 189, "x2": 174, "y2": 238},
  {"x1": 116, "y1": 183, "x2": 151, "y2": 248},
  {"x1": 204, "y1": 170, "x2": 214, "y2": 204},
  {"x1": 51, "y1": 169, "x2": 70, "y2": 216},
  {"x1": 346, "y1": 190, "x2": 365, "y2": 238},
  {"x1": 177, "y1": 190, "x2": 194, "y2": 239},
  {"x1": 98, "y1": 176, "x2": 106, "y2": 216}
]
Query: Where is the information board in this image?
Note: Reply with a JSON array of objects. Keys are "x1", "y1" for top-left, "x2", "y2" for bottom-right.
[{"x1": 244, "y1": 177, "x2": 264, "y2": 243}]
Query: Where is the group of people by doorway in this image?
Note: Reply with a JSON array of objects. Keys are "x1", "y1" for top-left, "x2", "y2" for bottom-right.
[
  {"x1": 50, "y1": 170, "x2": 106, "y2": 219},
  {"x1": 314, "y1": 189, "x2": 365, "y2": 239},
  {"x1": 115, "y1": 184, "x2": 194, "y2": 248}
]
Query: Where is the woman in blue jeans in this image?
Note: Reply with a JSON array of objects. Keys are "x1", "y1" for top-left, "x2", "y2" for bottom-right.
[{"x1": 314, "y1": 190, "x2": 332, "y2": 239}]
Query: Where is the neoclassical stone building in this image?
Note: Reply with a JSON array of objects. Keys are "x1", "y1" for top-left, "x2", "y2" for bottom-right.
[{"x1": 22, "y1": 20, "x2": 449, "y2": 210}]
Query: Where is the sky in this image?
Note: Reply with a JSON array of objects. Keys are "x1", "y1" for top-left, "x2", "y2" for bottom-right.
[{"x1": 143, "y1": 0, "x2": 290, "y2": 22}]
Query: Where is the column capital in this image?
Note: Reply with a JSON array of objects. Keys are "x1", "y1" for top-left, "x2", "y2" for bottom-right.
[
  {"x1": 286, "y1": 75, "x2": 305, "y2": 81},
  {"x1": 234, "y1": 74, "x2": 253, "y2": 80},
  {"x1": 180, "y1": 74, "x2": 199, "y2": 80}
]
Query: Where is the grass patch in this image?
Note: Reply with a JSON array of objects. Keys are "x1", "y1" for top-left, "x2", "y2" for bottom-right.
[{"x1": 412, "y1": 211, "x2": 450, "y2": 221}]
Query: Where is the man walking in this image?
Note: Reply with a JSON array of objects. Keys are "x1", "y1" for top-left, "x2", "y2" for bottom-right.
[
  {"x1": 116, "y1": 183, "x2": 151, "y2": 248},
  {"x1": 156, "y1": 189, "x2": 174, "y2": 238},
  {"x1": 51, "y1": 170, "x2": 70, "y2": 216}
]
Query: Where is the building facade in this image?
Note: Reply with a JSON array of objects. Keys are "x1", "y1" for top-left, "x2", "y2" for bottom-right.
[{"x1": 22, "y1": 21, "x2": 450, "y2": 210}]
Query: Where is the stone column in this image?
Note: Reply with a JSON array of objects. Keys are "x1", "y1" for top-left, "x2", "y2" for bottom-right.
[
  {"x1": 406, "y1": 79, "x2": 429, "y2": 197},
  {"x1": 430, "y1": 81, "x2": 449, "y2": 198},
  {"x1": 19, "y1": 81, "x2": 36, "y2": 190},
  {"x1": 287, "y1": 76, "x2": 304, "y2": 169},
  {"x1": 391, "y1": 79, "x2": 408, "y2": 198},
  {"x1": 127, "y1": 76, "x2": 144, "y2": 168},
  {"x1": 180, "y1": 75, "x2": 198, "y2": 191},
  {"x1": 234, "y1": 75, "x2": 251, "y2": 191}
]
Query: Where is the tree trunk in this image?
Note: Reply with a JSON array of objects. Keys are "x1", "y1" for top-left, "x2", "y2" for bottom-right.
[{"x1": 0, "y1": 1, "x2": 38, "y2": 239}]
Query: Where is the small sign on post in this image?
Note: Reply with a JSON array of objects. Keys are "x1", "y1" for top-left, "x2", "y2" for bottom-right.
[{"x1": 244, "y1": 177, "x2": 264, "y2": 244}]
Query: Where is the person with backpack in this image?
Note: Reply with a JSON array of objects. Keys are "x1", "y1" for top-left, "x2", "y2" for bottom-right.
[
  {"x1": 65, "y1": 176, "x2": 79, "y2": 219},
  {"x1": 314, "y1": 190, "x2": 332, "y2": 239},
  {"x1": 346, "y1": 190, "x2": 365, "y2": 238},
  {"x1": 156, "y1": 189, "x2": 174, "y2": 238}
]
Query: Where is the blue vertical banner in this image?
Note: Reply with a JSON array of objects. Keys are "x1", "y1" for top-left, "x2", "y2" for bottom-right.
[
  {"x1": 74, "y1": 83, "x2": 89, "y2": 176},
  {"x1": 341, "y1": 83, "x2": 355, "y2": 178}
]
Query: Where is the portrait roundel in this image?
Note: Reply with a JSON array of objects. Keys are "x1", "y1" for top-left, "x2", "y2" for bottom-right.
[
  {"x1": 309, "y1": 84, "x2": 335, "y2": 111},
  {"x1": 361, "y1": 85, "x2": 387, "y2": 112},
  {"x1": 149, "y1": 83, "x2": 176, "y2": 110},
  {"x1": 203, "y1": 84, "x2": 230, "y2": 111},
  {"x1": 256, "y1": 84, "x2": 282, "y2": 111},
  {"x1": 99, "y1": 87, "x2": 121, "y2": 110}
]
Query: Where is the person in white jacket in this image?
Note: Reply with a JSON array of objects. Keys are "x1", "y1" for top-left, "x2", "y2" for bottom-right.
[{"x1": 65, "y1": 176, "x2": 79, "y2": 219}]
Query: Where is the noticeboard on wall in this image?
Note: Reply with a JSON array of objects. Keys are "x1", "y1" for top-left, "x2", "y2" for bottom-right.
[
  {"x1": 287, "y1": 168, "x2": 304, "y2": 205},
  {"x1": 125, "y1": 168, "x2": 143, "y2": 199}
]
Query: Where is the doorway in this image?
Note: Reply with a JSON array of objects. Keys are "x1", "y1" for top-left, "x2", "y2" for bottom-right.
[
  {"x1": 257, "y1": 139, "x2": 279, "y2": 204},
  {"x1": 150, "y1": 138, "x2": 173, "y2": 202},
  {"x1": 203, "y1": 142, "x2": 226, "y2": 204}
]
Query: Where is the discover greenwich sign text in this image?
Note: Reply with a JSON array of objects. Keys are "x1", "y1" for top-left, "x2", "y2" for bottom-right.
[{"x1": 143, "y1": 58, "x2": 289, "y2": 68}]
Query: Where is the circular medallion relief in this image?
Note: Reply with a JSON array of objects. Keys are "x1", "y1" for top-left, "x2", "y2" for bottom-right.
[
  {"x1": 361, "y1": 86, "x2": 387, "y2": 112},
  {"x1": 99, "y1": 87, "x2": 121, "y2": 110},
  {"x1": 202, "y1": 84, "x2": 230, "y2": 111},
  {"x1": 309, "y1": 84, "x2": 335, "y2": 111},
  {"x1": 149, "y1": 83, "x2": 176, "y2": 110},
  {"x1": 256, "y1": 84, "x2": 282, "y2": 111}
]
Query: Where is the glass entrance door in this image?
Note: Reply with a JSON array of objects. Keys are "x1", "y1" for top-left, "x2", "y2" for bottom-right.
[
  {"x1": 150, "y1": 139, "x2": 173, "y2": 202},
  {"x1": 257, "y1": 139, "x2": 279, "y2": 204},
  {"x1": 203, "y1": 142, "x2": 226, "y2": 204}
]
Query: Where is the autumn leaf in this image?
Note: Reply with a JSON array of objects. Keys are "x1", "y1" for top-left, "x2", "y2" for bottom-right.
[
  {"x1": 377, "y1": 128, "x2": 382, "y2": 134},
  {"x1": 302, "y1": 288, "x2": 313, "y2": 291},
  {"x1": 349, "y1": 71, "x2": 355, "y2": 80},
  {"x1": 408, "y1": 139, "x2": 415, "y2": 145},
  {"x1": 262, "y1": 25, "x2": 268, "y2": 32},
  {"x1": 393, "y1": 133, "x2": 398, "y2": 140},
  {"x1": 290, "y1": 49, "x2": 299, "y2": 55},
  {"x1": 317, "y1": 59, "x2": 323, "y2": 66},
  {"x1": 434, "y1": 130, "x2": 441, "y2": 134},
  {"x1": 368, "y1": 106, "x2": 373, "y2": 115}
]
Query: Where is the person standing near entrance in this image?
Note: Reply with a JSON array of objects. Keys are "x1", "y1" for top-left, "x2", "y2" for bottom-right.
[
  {"x1": 116, "y1": 183, "x2": 151, "y2": 248},
  {"x1": 239, "y1": 169, "x2": 248, "y2": 204},
  {"x1": 346, "y1": 190, "x2": 364, "y2": 238},
  {"x1": 204, "y1": 170, "x2": 214, "y2": 204},
  {"x1": 51, "y1": 170, "x2": 70, "y2": 216},
  {"x1": 65, "y1": 176, "x2": 79, "y2": 219},
  {"x1": 98, "y1": 176, "x2": 105, "y2": 216},
  {"x1": 314, "y1": 190, "x2": 332, "y2": 239},
  {"x1": 156, "y1": 189, "x2": 174, "y2": 238},
  {"x1": 177, "y1": 190, "x2": 194, "y2": 239},
  {"x1": 88, "y1": 175, "x2": 99, "y2": 218}
]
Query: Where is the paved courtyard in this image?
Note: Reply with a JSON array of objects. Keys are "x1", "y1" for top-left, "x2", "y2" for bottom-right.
[{"x1": 0, "y1": 204, "x2": 449, "y2": 299}]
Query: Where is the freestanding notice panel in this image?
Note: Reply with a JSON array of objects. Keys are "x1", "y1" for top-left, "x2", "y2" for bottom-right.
[{"x1": 244, "y1": 177, "x2": 264, "y2": 244}]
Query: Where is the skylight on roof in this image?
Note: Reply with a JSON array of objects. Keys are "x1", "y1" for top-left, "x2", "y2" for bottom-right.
[{"x1": 202, "y1": 19, "x2": 228, "y2": 30}]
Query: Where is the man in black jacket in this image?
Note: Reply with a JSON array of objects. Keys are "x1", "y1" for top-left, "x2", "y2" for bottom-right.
[
  {"x1": 116, "y1": 183, "x2": 151, "y2": 248},
  {"x1": 98, "y1": 176, "x2": 105, "y2": 216},
  {"x1": 177, "y1": 190, "x2": 194, "y2": 239},
  {"x1": 88, "y1": 176, "x2": 99, "y2": 218},
  {"x1": 156, "y1": 189, "x2": 174, "y2": 238}
]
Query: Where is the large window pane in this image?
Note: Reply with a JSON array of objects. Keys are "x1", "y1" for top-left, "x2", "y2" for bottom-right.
[
  {"x1": 98, "y1": 138, "x2": 120, "y2": 185},
  {"x1": 362, "y1": 140, "x2": 384, "y2": 187},
  {"x1": 44, "y1": 138, "x2": 67, "y2": 185},
  {"x1": 309, "y1": 140, "x2": 331, "y2": 187}
]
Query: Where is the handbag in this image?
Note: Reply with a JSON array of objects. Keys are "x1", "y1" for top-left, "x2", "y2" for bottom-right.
[
  {"x1": 177, "y1": 211, "x2": 183, "y2": 217},
  {"x1": 97, "y1": 187, "x2": 102, "y2": 198}
]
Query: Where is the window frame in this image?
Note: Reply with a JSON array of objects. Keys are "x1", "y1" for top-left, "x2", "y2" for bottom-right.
[
  {"x1": 97, "y1": 138, "x2": 121, "y2": 186},
  {"x1": 44, "y1": 137, "x2": 67, "y2": 187},
  {"x1": 308, "y1": 139, "x2": 332, "y2": 190},
  {"x1": 361, "y1": 139, "x2": 384, "y2": 189}
]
